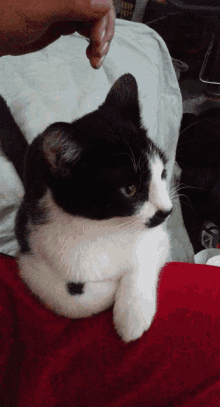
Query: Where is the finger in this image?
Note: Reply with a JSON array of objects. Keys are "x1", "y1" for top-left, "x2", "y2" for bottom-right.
[
  {"x1": 75, "y1": 25, "x2": 91, "y2": 39},
  {"x1": 86, "y1": 40, "x2": 110, "y2": 69},
  {"x1": 90, "y1": 5, "x2": 115, "y2": 46},
  {"x1": 87, "y1": 6, "x2": 115, "y2": 68}
]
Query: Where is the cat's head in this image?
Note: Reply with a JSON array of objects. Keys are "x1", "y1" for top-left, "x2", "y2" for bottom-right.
[{"x1": 26, "y1": 74, "x2": 172, "y2": 228}]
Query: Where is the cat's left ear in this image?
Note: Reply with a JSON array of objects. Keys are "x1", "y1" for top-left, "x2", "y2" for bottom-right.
[
  {"x1": 42, "y1": 123, "x2": 81, "y2": 176},
  {"x1": 104, "y1": 74, "x2": 141, "y2": 124}
]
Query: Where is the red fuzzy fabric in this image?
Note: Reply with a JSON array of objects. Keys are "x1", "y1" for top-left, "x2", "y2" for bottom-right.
[{"x1": 0, "y1": 253, "x2": 220, "y2": 406}]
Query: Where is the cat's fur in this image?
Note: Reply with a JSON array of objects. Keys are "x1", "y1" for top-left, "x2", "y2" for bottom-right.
[{"x1": 0, "y1": 74, "x2": 172, "y2": 342}]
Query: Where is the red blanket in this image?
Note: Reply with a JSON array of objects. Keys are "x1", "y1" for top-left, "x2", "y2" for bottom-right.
[{"x1": 0, "y1": 253, "x2": 220, "y2": 406}]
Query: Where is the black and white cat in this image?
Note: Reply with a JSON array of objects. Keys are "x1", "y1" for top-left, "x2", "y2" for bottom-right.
[{"x1": 0, "y1": 74, "x2": 172, "y2": 342}]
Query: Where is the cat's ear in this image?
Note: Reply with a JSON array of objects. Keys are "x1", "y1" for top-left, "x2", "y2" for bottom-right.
[
  {"x1": 42, "y1": 123, "x2": 81, "y2": 176},
  {"x1": 104, "y1": 74, "x2": 140, "y2": 123}
]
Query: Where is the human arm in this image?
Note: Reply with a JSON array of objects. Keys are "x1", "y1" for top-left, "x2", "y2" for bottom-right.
[{"x1": 0, "y1": 0, "x2": 115, "y2": 69}]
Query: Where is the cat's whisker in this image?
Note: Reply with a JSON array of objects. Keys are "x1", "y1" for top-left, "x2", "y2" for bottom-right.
[
  {"x1": 123, "y1": 138, "x2": 138, "y2": 173},
  {"x1": 176, "y1": 149, "x2": 192, "y2": 156},
  {"x1": 120, "y1": 225, "x2": 141, "y2": 236},
  {"x1": 169, "y1": 182, "x2": 192, "y2": 200},
  {"x1": 115, "y1": 223, "x2": 137, "y2": 234},
  {"x1": 175, "y1": 157, "x2": 188, "y2": 168},
  {"x1": 169, "y1": 186, "x2": 182, "y2": 199},
  {"x1": 170, "y1": 187, "x2": 187, "y2": 195},
  {"x1": 173, "y1": 184, "x2": 208, "y2": 193},
  {"x1": 178, "y1": 193, "x2": 195, "y2": 212},
  {"x1": 170, "y1": 182, "x2": 206, "y2": 194},
  {"x1": 177, "y1": 197, "x2": 192, "y2": 209},
  {"x1": 135, "y1": 222, "x2": 146, "y2": 234},
  {"x1": 177, "y1": 140, "x2": 195, "y2": 148},
  {"x1": 119, "y1": 218, "x2": 140, "y2": 231},
  {"x1": 115, "y1": 216, "x2": 138, "y2": 228},
  {"x1": 119, "y1": 219, "x2": 143, "y2": 236},
  {"x1": 114, "y1": 152, "x2": 137, "y2": 174},
  {"x1": 170, "y1": 185, "x2": 179, "y2": 194},
  {"x1": 170, "y1": 189, "x2": 194, "y2": 210},
  {"x1": 170, "y1": 190, "x2": 183, "y2": 200},
  {"x1": 139, "y1": 168, "x2": 150, "y2": 178},
  {"x1": 170, "y1": 187, "x2": 180, "y2": 196},
  {"x1": 180, "y1": 185, "x2": 208, "y2": 191},
  {"x1": 139, "y1": 167, "x2": 151, "y2": 187},
  {"x1": 178, "y1": 121, "x2": 200, "y2": 137},
  {"x1": 137, "y1": 147, "x2": 148, "y2": 172},
  {"x1": 169, "y1": 186, "x2": 192, "y2": 200},
  {"x1": 179, "y1": 199, "x2": 196, "y2": 214},
  {"x1": 110, "y1": 218, "x2": 139, "y2": 234},
  {"x1": 124, "y1": 225, "x2": 144, "y2": 237},
  {"x1": 178, "y1": 182, "x2": 189, "y2": 188},
  {"x1": 174, "y1": 160, "x2": 187, "y2": 169},
  {"x1": 169, "y1": 194, "x2": 178, "y2": 202}
]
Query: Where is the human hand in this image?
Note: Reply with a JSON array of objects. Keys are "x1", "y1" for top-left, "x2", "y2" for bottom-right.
[{"x1": 0, "y1": 0, "x2": 115, "y2": 69}]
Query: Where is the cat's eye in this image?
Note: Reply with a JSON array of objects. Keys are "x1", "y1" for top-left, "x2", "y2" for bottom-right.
[
  {"x1": 120, "y1": 185, "x2": 137, "y2": 197},
  {"x1": 161, "y1": 169, "x2": 167, "y2": 180}
]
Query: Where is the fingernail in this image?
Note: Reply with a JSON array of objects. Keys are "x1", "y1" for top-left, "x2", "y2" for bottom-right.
[
  {"x1": 101, "y1": 28, "x2": 106, "y2": 42},
  {"x1": 101, "y1": 41, "x2": 108, "y2": 54},
  {"x1": 97, "y1": 55, "x2": 105, "y2": 68},
  {"x1": 100, "y1": 15, "x2": 108, "y2": 41}
]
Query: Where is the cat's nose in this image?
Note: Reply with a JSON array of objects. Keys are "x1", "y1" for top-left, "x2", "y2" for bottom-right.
[{"x1": 146, "y1": 208, "x2": 173, "y2": 228}]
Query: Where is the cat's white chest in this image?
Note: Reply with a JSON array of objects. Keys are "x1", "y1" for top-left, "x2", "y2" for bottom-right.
[
  {"x1": 19, "y1": 212, "x2": 169, "y2": 342},
  {"x1": 30, "y1": 210, "x2": 168, "y2": 282},
  {"x1": 18, "y1": 189, "x2": 170, "y2": 342}
]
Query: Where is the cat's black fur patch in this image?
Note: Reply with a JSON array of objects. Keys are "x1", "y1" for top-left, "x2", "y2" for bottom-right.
[
  {"x1": 0, "y1": 96, "x2": 28, "y2": 181},
  {"x1": 146, "y1": 208, "x2": 172, "y2": 228},
  {"x1": 0, "y1": 74, "x2": 167, "y2": 254},
  {"x1": 66, "y1": 282, "x2": 85, "y2": 296}
]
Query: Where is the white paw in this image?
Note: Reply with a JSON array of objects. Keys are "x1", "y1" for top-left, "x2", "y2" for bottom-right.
[{"x1": 113, "y1": 300, "x2": 156, "y2": 343}]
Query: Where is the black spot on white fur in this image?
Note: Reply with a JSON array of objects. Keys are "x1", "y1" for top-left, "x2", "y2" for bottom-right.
[
  {"x1": 146, "y1": 208, "x2": 172, "y2": 228},
  {"x1": 66, "y1": 282, "x2": 85, "y2": 295}
]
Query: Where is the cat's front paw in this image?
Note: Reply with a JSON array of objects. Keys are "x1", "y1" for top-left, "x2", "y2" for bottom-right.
[{"x1": 113, "y1": 300, "x2": 155, "y2": 343}]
